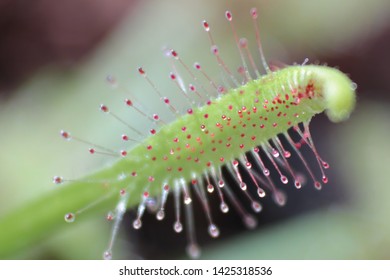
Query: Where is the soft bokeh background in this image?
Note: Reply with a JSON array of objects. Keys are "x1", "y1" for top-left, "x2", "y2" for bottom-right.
[{"x1": 0, "y1": 0, "x2": 389, "y2": 259}]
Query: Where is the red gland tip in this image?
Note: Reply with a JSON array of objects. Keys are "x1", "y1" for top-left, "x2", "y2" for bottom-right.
[
  {"x1": 125, "y1": 99, "x2": 133, "y2": 106},
  {"x1": 250, "y1": 7, "x2": 258, "y2": 19},
  {"x1": 100, "y1": 104, "x2": 109, "y2": 113},
  {"x1": 53, "y1": 176, "x2": 63, "y2": 184},
  {"x1": 225, "y1": 11, "x2": 232, "y2": 21},
  {"x1": 60, "y1": 130, "x2": 70, "y2": 140},
  {"x1": 211, "y1": 45, "x2": 219, "y2": 55},
  {"x1": 202, "y1": 20, "x2": 210, "y2": 31},
  {"x1": 138, "y1": 67, "x2": 146, "y2": 76},
  {"x1": 170, "y1": 49, "x2": 178, "y2": 58},
  {"x1": 239, "y1": 38, "x2": 248, "y2": 48}
]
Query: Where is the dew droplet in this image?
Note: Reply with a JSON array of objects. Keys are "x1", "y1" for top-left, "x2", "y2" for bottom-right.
[
  {"x1": 239, "y1": 37, "x2": 248, "y2": 48},
  {"x1": 297, "y1": 173, "x2": 307, "y2": 186},
  {"x1": 225, "y1": 11, "x2": 232, "y2": 21},
  {"x1": 60, "y1": 130, "x2": 71, "y2": 141},
  {"x1": 314, "y1": 181, "x2": 322, "y2": 190},
  {"x1": 250, "y1": 7, "x2": 258, "y2": 19},
  {"x1": 257, "y1": 188, "x2": 266, "y2": 198},
  {"x1": 273, "y1": 191, "x2": 287, "y2": 206},
  {"x1": 174, "y1": 221, "x2": 183, "y2": 233},
  {"x1": 106, "y1": 74, "x2": 116, "y2": 84},
  {"x1": 272, "y1": 149, "x2": 279, "y2": 157},
  {"x1": 211, "y1": 45, "x2": 219, "y2": 55},
  {"x1": 145, "y1": 197, "x2": 158, "y2": 212},
  {"x1": 106, "y1": 211, "x2": 114, "y2": 221},
  {"x1": 184, "y1": 195, "x2": 192, "y2": 205},
  {"x1": 202, "y1": 20, "x2": 210, "y2": 32},
  {"x1": 220, "y1": 202, "x2": 229, "y2": 213},
  {"x1": 208, "y1": 224, "x2": 220, "y2": 238},
  {"x1": 263, "y1": 169, "x2": 270, "y2": 176},
  {"x1": 294, "y1": 180, "x2": 302, "y2": 189},
  {"x1": 252, "y1": 201, "x2": 262, "y2": 213},
  {"x1": 133, "y1": 219, "x2": 142, "y2": 229},
  {"x1": 207, "y1": 184, "x2": 214, "y2": 193},
  {"x1": 240, "y1": 182, "x2": 247, "y2": 190},
  {"x1": 156, "y1": 210, "x2": 165, "y2": 221},
  {"x1": 103, "y1": 250, "x2": 112, "y2": 260},
  {"x1": 64, "y1": 213, "x2": 75, "y2": 223},
  {"x1": 243, "y1": 215, "x2": 257, "y2": 229},
  {"x1": 100, "y1": 104, "x2": 109, "y2": 113},
  {"x1": 186, "y1": 243, "x2": 201, "y2": 259},
  {"x1": 281, "y1": 175, "x2": 288, "y2": 184}
]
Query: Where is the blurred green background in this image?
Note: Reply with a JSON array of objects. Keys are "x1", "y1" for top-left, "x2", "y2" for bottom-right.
[{"x1": 0, "y1": 0, "x2": 389, "y2": 259}]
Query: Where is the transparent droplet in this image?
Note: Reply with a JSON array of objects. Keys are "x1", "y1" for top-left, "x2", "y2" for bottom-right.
[
  {"x1": 257, "y1": 188, "x2": 266, "y2": 198},
  {"x1": 273, "y1": 191, "x2": 287, "y2": 206},
  {"x1": 314, "y1": 181, "x2": 322, "y2": 190},
  {"x1": 64, "y1": 213, "x2": 75, "y2": 223},
  {"x1": 297, "y1": 173, "x2": 307, "y2": 186},
  {"x1": 184, "y1": 195, "x2": 192, "y2": 205},
  {"x1": 103, "y1": 250, "x2": 112, "y2": 260},
  {"x1": 106, "y1": 75, "x2": 117, "y2": 88},
  {"x1": 243, "y1": 215, "x2": 257, "y2": 229},
  {"x1": 284, "y1": 151, "x2": 291, "y2": 158},
  {"x1": 207, "y1": 184, "x2": 214, "y2": 193},
  {"x1": 186, "y1": 243, "x2": 201, "y2": 259},
  {"x1": 240, "y1": 182, "x2": 247, "y2": 190},
  {"x1": 174, "y1": 221, "x2": 183, "y2": 233},
  {"x1": 294, "y1": 180, "x2": 302, "y2": 189},
  {"x1": 220, "y1": 202, "x2": 229, "y2": 213},
  {"x1": 145, "y1": 197, "x2": 158, "y2": 213},
  {"x1": 208, "y1": 224, "x2": 220, "y2": 238},
  {"x1": 281, "y1": 175, "x2": 288, "y2": 184},
  {"x1": 106, "y1": 211, "x2": 115, "y2": 221},
  {"x1": 156, "y1": 210, "x2": 165, "y2": 221},
  {"x1": 272, "y1": 149, "x2": 279, "y2": 157},
  {"x1": 263, "y1": 169, "x2": 270, "y2": 176},
  {"x1": 133, "y1": 219, "x2": 142, "y2": 229},
  {"x1": 252, "y1": 201, "x2": 262, "y2": 213}
]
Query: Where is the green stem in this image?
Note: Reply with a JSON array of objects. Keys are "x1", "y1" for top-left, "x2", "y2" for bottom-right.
[{"x1": 0, "y1": 65, "x2": 356, "y2": 258}]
